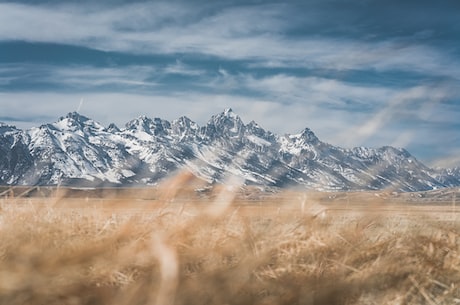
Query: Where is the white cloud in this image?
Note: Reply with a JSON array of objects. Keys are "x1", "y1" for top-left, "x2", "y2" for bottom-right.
[
  {"x1": 334, "y1": 84, "x2": 455, "y2": 148},
  {"x1": 0, "y1": 63, "x2": 158, "y2": 89},
  {"x1": 431, "y1": 150, "x2": 460, "y2": 168},
  {"x1": 0, "y1": 2, "x2": 459, "y2": 79},
  {"x1": 163, "y1": 60, "x2": 206, "y2": 76},
  {"x1": 243, "y1": 74, "x2": 394, "y2": 107},
  {"x1": 54, "y1": 65, "x2": 159, "y2": 87}
]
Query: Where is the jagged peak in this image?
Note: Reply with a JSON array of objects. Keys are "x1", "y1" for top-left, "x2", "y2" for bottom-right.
[
  {"x1": 379, "y1": 146, "x2": 412, "y2": 158},
  {"x1": 125, "y1": 115, "x2": 153, "y2": 129},
  {"x1": 171, "y1": 116, "x2": 199, "y2": 140},
  {"x1": 107, "y1": 123, "x2": 120, "y2": 133},
  {"x1": 246, "y1": 120, "x2": 275, "y2": 140},
  {"x1": 247, "y1": 120, "x2": 260, "y2": 128},
  {"x1": 63, "y1": 111, "x2": 91, "y2": 123},
  {"x1": 352, "y1": 146, "x2": 414, "y2": 162},
  {"x1": 137, "y1": 115, "x2": 149, "y2": 121},
  {"x1": 205, "y1": 109, "x2": 246, "y2": 138},
  {"x1": 127, "y1": 115, "x2": 170, "y2": 124},
  {"x1": 125, "y1": 115, "x2": 171, "y2": 136},
  {"x1": 210, "y1": 108, "x2": 243, "y2": 124},
  {"x1": 133, "y1": 115, "x2": 151, "y2": 122},
  {"x1": 172, "y1": 116, "x2": 198, "y2": 128},
  {"x1": 0, "y1": 122, "x2": 17, "y2": 129},
  {"x1": 294, "y1": 128, "x2": 319, "y2": 143},
  {"x1": 213, "y1": 108, "x2": 241, "y2": 120},
  {"x1": 174, "y1": 115, "x2": 193, "y2": 123},
  {"x1": 55, "y1": 112, "x2": 104, "y2": 131}
]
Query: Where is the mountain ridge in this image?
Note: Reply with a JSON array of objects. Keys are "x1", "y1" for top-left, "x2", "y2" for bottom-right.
[{"x1": 1, "y1": 109, "x2": 459, "y2": 191}]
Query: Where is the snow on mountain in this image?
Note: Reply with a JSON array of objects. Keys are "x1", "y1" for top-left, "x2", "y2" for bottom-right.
[
  {"x1": 431, "y1": 166, "x2": 460, "y2": 188},
  {"x1": 0, "y1": 123, "x2": 33, "y2": 184},
  {"x1": 0, "y1": 109, "x2": 459, "y2": 191}
]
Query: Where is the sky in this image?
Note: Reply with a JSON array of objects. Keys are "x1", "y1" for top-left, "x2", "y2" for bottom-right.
[{"x1": 1, "y1": 0, "x2": 460, "y2": 168}]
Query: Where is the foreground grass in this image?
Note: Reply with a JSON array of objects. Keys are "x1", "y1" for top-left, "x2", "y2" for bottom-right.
[{"x1": 0, "y1": 194, "x2": 459, "y2": 305}]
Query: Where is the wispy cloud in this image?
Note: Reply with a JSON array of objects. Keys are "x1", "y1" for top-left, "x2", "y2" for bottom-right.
[
  {"x1": 337, "y1": 85, "x2": 451, "y2": 145},
  {"x1": 242, "y1": 74, "x2": 394, "y2": 108},
  {"x1": 1, "y1": 2, "x2": 458, "y2": 80},
  {"x1": 0, "y1": 64, "x2": 158, "y2": 90},
  {"x1": 163, "y1": 60, "x2": 206, "y2": 76},
  {"x1": 431, "y1": 149, "x2": 460, "y2": 168},
  {"x1": 51, "y1": 65, "x2": 158, "y2": 88}
]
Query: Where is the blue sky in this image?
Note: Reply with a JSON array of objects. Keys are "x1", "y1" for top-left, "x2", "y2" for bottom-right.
[{"x1": 1, "y1": 0, "x2": 460, "y2": 167}]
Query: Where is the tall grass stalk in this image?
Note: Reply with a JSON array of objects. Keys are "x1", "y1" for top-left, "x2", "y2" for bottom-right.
[{"x1": 0, "y1": 184, "x2": 459, "y2": 305}]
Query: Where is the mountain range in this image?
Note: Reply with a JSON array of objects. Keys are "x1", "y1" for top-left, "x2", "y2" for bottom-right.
[{"x1": 1, "y1": 108, "x2": 459, "y2": 191}]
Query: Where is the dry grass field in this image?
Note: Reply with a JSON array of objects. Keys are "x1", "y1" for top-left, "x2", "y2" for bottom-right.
[{"x1": 0, "y1": 178, "x2": 459, "y2": 304}]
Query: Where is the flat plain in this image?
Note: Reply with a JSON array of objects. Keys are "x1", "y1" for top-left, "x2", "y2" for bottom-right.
[{"x1": 0, "y1": 182, "x2": 459, "y2": 305}]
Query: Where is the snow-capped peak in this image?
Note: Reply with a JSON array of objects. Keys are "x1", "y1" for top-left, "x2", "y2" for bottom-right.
[
  {"x1": 65, "y1": 111, "x2": 90, "y2": 122},
  {"x1": 213, "y1": 108, "x2": 241, "y2": 120},
  {"x1": 206, "y1": 108, "x2": 245, "y2": 138},
  {"x1": 1, "y1": 109, "x2": 459, "y2": 191},
  {"x1": 298, "y1": 128, "x2": 319, "y2": 143},
  {"x1": 55, "y1": 112, "x2": 104, "y2": 132},
  {"x1": 288, "y1": 128, "x2": 319, "y2": 145},
  {"x1": 125, "y1": 115, "x2": 153, "y2": 131},
  {"x1": 223, "y1": 107, "x2": 235, "y2": 116},
  {"x1": 172, "y1": 116, "x2": 197, "y2": 129},
  {"x1": 171, "y1": 116, "x2": 199, "y2": 139},
  {"x1": 0, "y1": 122, "x2": 18, "y2": 131},
  {"x1": 107, "y1": 123, "x2": 120, "y2": 133},
  {"x1": 124, "y1": 116, "x2": 171, "y2": 140}
]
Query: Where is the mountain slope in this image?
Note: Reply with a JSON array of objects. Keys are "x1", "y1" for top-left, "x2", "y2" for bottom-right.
[{"x1": 0, "y1": 109, "x2": 458, "y2": 191}]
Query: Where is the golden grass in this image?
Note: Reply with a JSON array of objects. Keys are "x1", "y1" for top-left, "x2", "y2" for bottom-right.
[{"x1": 0, "y1": 185, "x2": 459, "y2": 305}]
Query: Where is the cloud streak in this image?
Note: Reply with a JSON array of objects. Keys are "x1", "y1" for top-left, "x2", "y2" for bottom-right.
[{"x1": 1, "y1": 2, "x2": 459, "y2": 80}]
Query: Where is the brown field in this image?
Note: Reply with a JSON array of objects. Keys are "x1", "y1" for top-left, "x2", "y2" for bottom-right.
[{"x1": 0, "y1": 181, "x2": 459, "y2": 305}]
